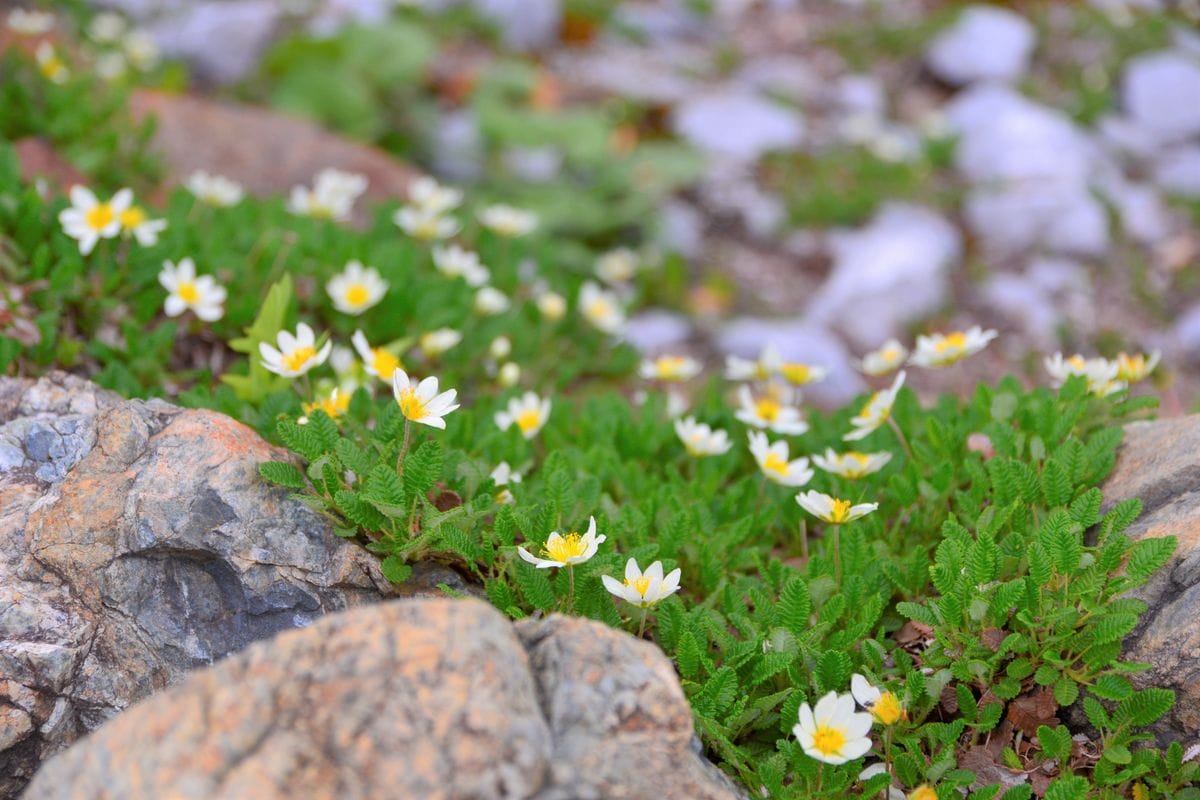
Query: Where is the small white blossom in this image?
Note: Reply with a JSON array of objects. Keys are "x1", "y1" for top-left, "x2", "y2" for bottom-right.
[
  {"x1": 58, "y1": 186, "x2": 130, "y2": 255},
  {"x1": 475, "y1": 286, "x2": 510, "y2": 315},
  {"x1": 909, "y1": 326, "x2": 997, "y2": 368},
  {"x1": 602, "y1": 559, "x2": 681, "y2": 608},
  {"x1": 674, "y1": 417, "x2": 732, "y2": 457},
  {"x1": 432, "y1": 244, "x2": 489, "y2": 286},
  {"x1": 844, "y1": 371, "x2": 905, "y2": 442},
  {"x1": 8, "y1": 8, "x2": 54, "y2": 35},
  {"x1": 495, "y1": 391, "x2": 551, "y2": 439},
  {"x1": 735, "y1": 384, "x2": 808, "y2": 435},
  {"x1": 185, "y1": 171, "x2": 244, "y2": 207},
  {"x1": 158, "y1": 258, "x2": 226, "y2": 322},
  {"x1": 812, "y1": 449, "x2": 892, "y2": 479},
  {"x1": 595, "y1": 247, "x2": 639, "y2": 284},
  {"x1": 518, "y1": 517, "x2": 605, "y2": 569},
  {"x1": 479, "y1": 204, "x2": 538, "y2": 238},
  {"x1": 419, "y1": 328, "x2": 462, "y2": 358},
  {"x1": 796, "y1": 491, "x2": 878, "y2": 524},
  {"x1": 578, "y1": 281, "x2": 625, "y2": 334},
  {"x1": 351, "y1": 330, "x2": 403, "y2": 382},
  {"x1": 855, "y1": 339, "x2": 909, "y2": 376},
  {"x1": 326, "y1": 260, "x2": 388, "y2": 315},
  {"x1": 408, "y1": 176, "x2": 463, "y2": 215},
  {"x1": 392, "y1": 369, "x2": 459, "y2": 429},
  {"x1": 259, "y1": 323, "x2": 332, "y2": 378},
  {"x1": 640, "y1": 355, "x2": 702, "y2": 382},
  {"x1": 794, "y1": 691, "x2": 873, "y2": 765},
  {"x1": 748, "y1": 431, "x2": 813, "y2": 487},
  {"x1": 289, "y1": 168, "x2": 367, "y2": 221}
]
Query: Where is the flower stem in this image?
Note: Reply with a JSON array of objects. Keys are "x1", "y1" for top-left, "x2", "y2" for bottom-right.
[
  {"x1": 567, "y1": 565, "x2": 576, "y2": 613},
  {"x1": 637, "y1": 607, "x2": 649, "y2": 638},
  {"x1": 887, "y1": 416, "x2": 914, "y2": 461},
  {"x1": 799, "y1": 517, "x2": 809, "y2": 562},
  {"x1": 396, "y1": 419, "x2": 413, "y2": 474},
  {"x1": 832, "y1": 524, "x2": 842, "y2": 583}
]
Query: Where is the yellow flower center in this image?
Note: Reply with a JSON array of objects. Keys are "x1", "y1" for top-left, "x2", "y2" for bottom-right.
[
  {"x1": 587, "y1": 299, "x2": 611, "y2": 320},
  {"x1": 811, "y1": 724, "x2": 847, "y2": 757},
  {"x1": 39, "y1": 55, "x2": 65, "y2": 79},
  {"x1": 543, "y1": 532, "x2": 586, "y2": 563},
  {"x1": 397, "y1": 387, "x2": 426, "y2": 420},
  {"x1": 933, "y1": 332, "x2": 967, "y2": 354},
  {"x1": 829, "y1": 499, "x2": 853, "y2": 524},
  {"x1": 882, "y1": 346, "x2": 899, "y2": 361},
  {"x1": 780, "y1": 363, "x2": 812, "y2": 384},
  {"x1": 85, "y1": 203, "x2": 114, "y2": 231},
  {"x1": 1116, "y1": 353, "x2": 1145, "y2": 382},
  {"x1": 344, "y1": 283, "x2": 370, "y2": 307},
  {"x1": 177, "y1": 281, "x2": 200, "y2": 304},
  {"x1": 1066, "y1": 354, "x2": 1087, "y2": 369},
  {"x1": 625, "y1": 575, "x2": 652, "y2": 597},
  {"x1": 282, "y1": 346, "x2": 317, "y2": 373},
  {"x1": 841, "y1": 452, "x2": 871, "y2": 478},
  {"x1": 303, "y1": 392, "x2": 349, "y2": 419},
  {"x1": 516, "y1": 408, "x2": 543, "y2": 434},
  {"x1": 655, "y1": 356, "x2": 687, "y2": 379},
  {"x1": 755, "y1": 397, "x2": 781, "y2": 422},
  {"x1": 871, "y1": 691, "x2": 905, "y2": 725},
  {"x1": 908, "y1": 786, "x2": 938, "y2": 800},
  {"x1": 120, "y1": 206, "x2": 146, "y2": 229},
  {"x1": 371, "y1": 349, "x2": 400, "y2": 380},
  {"x1": 859, "y1": 392, "x2": 889, "y2": 422},
  {"x1": 762, "y1": 452, "x2": 790, "y2": 477}
]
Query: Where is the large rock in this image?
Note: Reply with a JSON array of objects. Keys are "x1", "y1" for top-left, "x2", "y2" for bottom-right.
[
  {"x1": 1101, "y1": 416, "x2": 1200, "y2": 744},
  {"x1": 0, "y1": 373, "x2": 392, "y2": 796},
  {"x1": 25, "y1": 599, "x2": 743, "y2": 800},
  {"x1": 925, "y1": 5, "x2": 1036, "y2": 86},
  {"x1": 129, "y1": 90, "x2": 421, "y2": 208}
]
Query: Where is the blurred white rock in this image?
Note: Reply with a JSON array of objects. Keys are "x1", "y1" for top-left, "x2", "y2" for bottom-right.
[
  {"x1": 736, "y1": 56, "x2": 822, "y2": 104},
  {"x1": 807, "y1": 204, "x2": 962, "y2": 349},
  {"x1": 620, "y1": 311, "x2": 694, "y2": 354},
  {"x1": 925, "y1": 5, "x2": 1036, "y2": 85},
  {"x1": 1121, "y1": 50, "x2": 1200, "y2": 144},
  {"x1": 1153, "y1": 145, "x2": 1200, "y2": 198},
  {"x1": 149, "y1": 1, "x2": 281, "y2": 84},
  {"x1": 833, "y1": 74, "x2": 887, "y2": 119},
  {"x1": 658, "y1": 200, "x2": 705, "y2": 259},
  {"x1": 699, "y1": 160, "x2": 785, "y2": 238},
  {"x1": 965, "y1": 184, "x2": 1109, "y2": 258},
  {"x1": 430, "y1": 110, "x2": 484, "y2": 182},
  {"x1": 673, "y1": 92, "x2": 805, "y2": 162},
  {"x1": 501, "y1": 147, "x2": 564, "y2": 183},
  {"x1": 472, "y1": 0, "x2": 560, "y2": 51},
  {"x1": 1100, "y1": 179, "x2": 1174, "y2": 244},
  {"x1": 715, "y1": 319, "x2": 866, "y2": 407},
  {"x1": 1172, "y1": 303, "x2": 1200, "y2": 360},
  {"x1": 980, "y1": 258, "x2": 1093, "y2": 346}
]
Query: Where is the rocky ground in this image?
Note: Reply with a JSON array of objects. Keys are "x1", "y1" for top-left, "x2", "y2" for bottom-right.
[{"x1": 58, "y1": 0, "x2": 1200, "y2": 413}]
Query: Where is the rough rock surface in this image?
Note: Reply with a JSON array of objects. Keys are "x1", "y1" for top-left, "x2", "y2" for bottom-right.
[
  {"x1": 0, "y1": 373, "x2": 392, "y2": 797},
  {"x1": 25, "y1": 599, "x2": 744, "y2": 800},
  {"x1": 1101, "y1": 415, "x2": 1200, "y2": 745}
]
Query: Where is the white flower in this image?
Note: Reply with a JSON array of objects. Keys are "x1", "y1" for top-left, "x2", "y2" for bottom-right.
[
  {"x1": 36, "y1": 42, "x2": 68, "y2": 83},
  {"x1": 392, "y1": 369, "x2": 459, "y2": 429},
  {"x1": 537, "y1": 291, "x2": 566, "y2": 321},
  {"x1": 118, "y1": 202, "x2": 167, "y2": 246},
  {"x1": 185, "y1": 171, "x2": 244, "y2": 207},
  {"x1": 796, "y1": 491, "x2": 878, "y2": 524},
  {"x1": 491, "y1": 461, "x2": 522, "y2": 504},
  {"x1": 495, "y1": 391, "x2": 551, "y2": 439},
  {"x1": 518, "y1": 516, "x2": 605, "y2": 569},
  {"x1": 419, "y1": 328, "x2": 462, "y2": 358},
  {"x1": 812, "y1": 449, "x2": 892, "y2": 479},
  {"x1": 330, "y1": 344, "x2": 356, "y2": 377},
  {"x1": 95, "y1": 51, "x2": 127, "y2": 81},
  {"x1": 855, "y1": 339, "x2": 909, "y2": 376},
  {"x1": 1116, "y1": 351, "x2": 1160, "y2": 384},
  {"x1": 909, "y1": 326, "x2": 997, "y2": 368},
  {"x1": 674, "y1": 417, "x2": 732, "y2": 457},
  {"x1": 850, "y1": 673, "x2": 906, "y2": 726},
  {"x1": 259, "y1": 323, "x2": 332, "y2": 378},
  {"x1": 578, "y1": 281, "x2": 625, "y2": 334},
  {"x1": 289, "y1": 168, "x2": 367, "y2": 221},
  {"x1": 776, "y1": 360, "x2": 828, "y2": 387},
  {"x1": 735, "y1": 384, "x2": 809, "y2": 435},
  {"x1": 88, "y1": 12, "x2": 126, "y2": 42},
  {"x1": 394, "y1": 205, "x2": 460, "y2": 241},
  {"x1": 123, "y1": 29, "x2": 159, "y2": 70},
  {"x1": 858, "y1": 764, "x2": 906, "y2": 800},
  {"x1": 489, "y1": 336, "x2": 512, "y2": 359},
  {"x1": 58, "y1": 186, "x2": 130, "y2": 255},
  {"x1": 1044, "y1": 353, "x2": 1124, "y2": 397},
  {"x1": 8, "y1": 8, "x2": 54, "y2": 35},
  {"x1": 327, "y1": 260, "x2": 388, "y2": 315},
  {"x1": 408, "y1": 176, "x2": 462, "y2": 215},
  {"x1": 844, "y1": 371, "x2": 905, "y2": 441},
  {"x1": 475, "y1": 287, "x2": 510, "y2": 316},
  {"x1": 595, "y1": 247, "x2": 639, "y2": 284},
  {"x1": 301, "y1": 387, "x2": 350, "y2": 423},
  {"x1": 498, "y1": 362, "x2": 521, "y2": 387},
  {"x1": 351, "y1": 330, "x2": 404, "y2": 383},
  {"x1": 794, "y1": 691, "x2": 874, "y2": 765},
  {"x1": 158, "y1": 258, "x2": 226, "y2": 321},
  {"x1": 748, "y1": 431, "x2": 813, "y2": 487},
  {"x1": 479, "y1": 204, "x2": 538, "y2": 238},
  {"x1": 640, "y1": 355, "x2": 702, "y2": 382},
  {"x1": 602, "y1": 559, "x2": 681, "y2": 608},
  {"x1": 725, "y1": 353, "x2": 772, "y2": 382},
  {"x1": 432, "y1": 244, "x2": 489, "y2": 286}
]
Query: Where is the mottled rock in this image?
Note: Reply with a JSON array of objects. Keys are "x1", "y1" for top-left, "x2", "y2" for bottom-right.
[
  {"x1": 12, "y1": 139, "x2": 87, "y2": 192},
  {"x1": 808, "y1": 203, "x2": 961, "y2": 349},
  {"x1": 26, "y1": 600, "x2": 743, "y2": 800},
  {"x1": 672, "y1": 92, "x2": 805, "y2": 162},
  {"x1": 1122, "y1": 50, "x2": 1200, "y2": 145},
  {"x1": 0, "y1": 373, "x2": 391, "y2": 796},
  {"x1": 926, "y1": 5, "x2": 1036, "y2": 86},
  {"x1": 1154, "y1": 145, "x2": 1200, "y2": 199},
  {"x1": 1101, "y1": 416, "x2": 1200, "y2": 745},
  {"x1": 129, "y1": 90, "x2": 421, "y2": 209},
  {"x1": 472, "y1": 0, "x2": 562, "y2": 52}
]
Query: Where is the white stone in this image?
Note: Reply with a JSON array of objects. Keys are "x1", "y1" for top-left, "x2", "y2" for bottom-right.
[
  {"x1": 807, "y1": 204, "x2": 962, "y2": 349},
  {"x1": 149, "y1": 1, "x2": 281, "y2": 84},
  {"x1": 430, "y1": 110, "x2": 483, "y2": 182},
  {"x1": 715, "y1": 319, "x2": 865, "y2": 408},
  {"x1": 979, "y1": 258, "x2": 1093, "y2": 345},
  {"x1": 1122, "y1": 50, "x2": 1200, "y2": 144},
  {"x1": 672, "y1": 92, "x2": 805, "y2": 162},
  {"x1": 657, "y1": 200, "x2": 705, "y2": 259},
  {"x1": 501, "y1": 147, "x2": 563, "y2": 183},
  {"x1": 965, "y1": 183, "x2": 1109, "y2": 258},
  {"x1": 620, "y1": 311, "x2": 694, "y2": 354},
  {"x1": 1153, "y1": 145, "x2": 1200, "y2": 198},
  {"x1": 925, "y1": 5, "x2": 1036, "y2": 86},
  {"x1": 471, "y1": 0, "x2": 561, "y2": 51}
]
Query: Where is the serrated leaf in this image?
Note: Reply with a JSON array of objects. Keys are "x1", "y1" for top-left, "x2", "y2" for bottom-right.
[{"x1": 258, "y1": 460, "x2": 306, "y2": 489}]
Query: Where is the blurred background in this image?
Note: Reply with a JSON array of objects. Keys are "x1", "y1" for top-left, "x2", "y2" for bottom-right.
[{"x1": 10, "y1": 0, "x2": 1200, "y2": 410}]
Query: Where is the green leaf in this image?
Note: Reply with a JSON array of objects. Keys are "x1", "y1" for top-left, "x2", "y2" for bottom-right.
[
  {"x1": 1102, "y1": 743, "x2": 1132, "y2": 764},
  {"x1": 1113, "y1": 687, "x2": 1174, "y2": 727},
  {"x1": 380, "y1": 555, "x2": 412, "y2": 584},
  {"x1": 403, "y1": 439, "x2": 443, "y2": 501},
  {"x1": 222, "y1": 274, "x2": 293, "y2": 402},
  {"x1": 1043, "y1": 775, "x2": 1089, "y2": 800},
  {"x1": 1041, "y1": 459, "x2": 1073, "y2": 507},
  {"x1": 1124, "y1": 536, "x2": 1176, "y2": 582},
  {"x1": 258, "y1": 460, "x2": 306, "y2": 489},
  {"x1": 776, "y1": 576, "x2": 812, "y2": 636},
  {"x1": 514, "y1": 562, "x2": 556, "y2": 611}
]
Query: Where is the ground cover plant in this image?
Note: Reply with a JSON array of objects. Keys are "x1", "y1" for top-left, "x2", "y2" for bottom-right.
[{"x1": 2, "y1": 8, "x2": 1198, "y2": 800}]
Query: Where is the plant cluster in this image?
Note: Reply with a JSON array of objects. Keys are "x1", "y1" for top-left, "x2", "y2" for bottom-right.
[{"x1": 3, "y1": 8, "x2": 1198, "y2": 799}]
